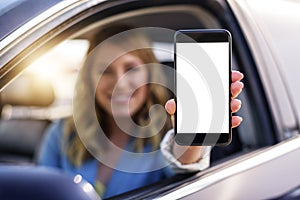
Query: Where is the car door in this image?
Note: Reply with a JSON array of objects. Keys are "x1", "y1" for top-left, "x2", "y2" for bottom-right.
[
  {"x1": 152, "y1": 0, "x2": 300, "y2": 199},
  {"x1": 1, "y1": 0, "x2": 298, "y2": 199}
]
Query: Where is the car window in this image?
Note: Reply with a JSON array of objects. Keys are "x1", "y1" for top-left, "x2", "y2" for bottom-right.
[
  {"x1": 0, "y1": 39, "x2": 89, "y2": 163},
  {"x1": 0, "y1": 3, "x2": 277, "y2": 198}
]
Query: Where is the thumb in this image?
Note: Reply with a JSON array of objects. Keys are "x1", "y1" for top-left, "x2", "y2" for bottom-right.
[{"x1": 165, "y1": 99, "x2": 176, "y2": 128}]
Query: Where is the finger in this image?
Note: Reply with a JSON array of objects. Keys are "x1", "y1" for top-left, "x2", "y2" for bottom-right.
[
  {"x1": 165, "y1": 99, "x2": 176, "y2": 115},
  {"x1": 170, "y1": 115, "x2": 174, "y2": 128},
  {"x1": 231, "y1": 81, "x2": 244, "y2": 98},
  {"x1": 232, "y1": 116, "x2": 243, "y2": 128},
  {"x1": 231, "y1": 99, "x2": 242, "y2": 113},
  {"x1": 232, "y1": 70, "x2": 244, "y2": 82},
  {"x1": 165, "y1": 99, "x2": 176, "y2": 128}
]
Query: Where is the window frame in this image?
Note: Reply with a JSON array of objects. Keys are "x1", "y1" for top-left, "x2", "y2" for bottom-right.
[{"x1": 0, "y1": 0, "x2": 282, "y2": 199}]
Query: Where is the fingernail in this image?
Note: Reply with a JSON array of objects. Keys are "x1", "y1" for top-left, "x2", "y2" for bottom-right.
[
  {"x1": 233, "y1": 81, "x2": 244, "y2": 90},
  {"x1": 237, "y1": 71, "x2": 244, "y2": 78},
  {"x1": 240, "y1": 82, "x2": 244, "y2": 88},
  {"x1": 235, "y1": 99, "x2": 242, "y2": 104},
  {"x1": 237, "y1": 116, "x2": 243, "y2": 122}
]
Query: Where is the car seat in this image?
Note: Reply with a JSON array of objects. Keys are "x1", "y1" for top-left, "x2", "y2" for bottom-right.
[{"x1": 0, "y1": 73, "x2": 55, "y2": 164}]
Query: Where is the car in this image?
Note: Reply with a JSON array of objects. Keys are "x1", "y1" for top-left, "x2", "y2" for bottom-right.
[{"x1": 1, "y1": 0, "x2": 300, "y2": 199}]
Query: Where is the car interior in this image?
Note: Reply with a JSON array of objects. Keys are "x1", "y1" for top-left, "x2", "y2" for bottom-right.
[
  {"x1": 0, "y1": 73, "x2": 55, "y2": 163},
  {"x1": 0, "y1": 1, "x2": 278, "y2": 199}
]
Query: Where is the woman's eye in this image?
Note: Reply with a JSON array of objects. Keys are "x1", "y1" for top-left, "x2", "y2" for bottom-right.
[
  {"x1": 99, "y1": 68, "x2": 112, "y2": 75},
  {"x1": 127, "y1": 66, "x2": 140, "y2": 73}
]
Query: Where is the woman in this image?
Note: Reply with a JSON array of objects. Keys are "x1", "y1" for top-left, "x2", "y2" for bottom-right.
[{"x1": 39, "y1": 25, "x2": 243, "y2": 198}]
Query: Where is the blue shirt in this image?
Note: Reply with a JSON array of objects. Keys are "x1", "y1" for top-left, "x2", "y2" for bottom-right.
[{"x1": 38, "y1": 120, "x2": 174, "y2": 198}]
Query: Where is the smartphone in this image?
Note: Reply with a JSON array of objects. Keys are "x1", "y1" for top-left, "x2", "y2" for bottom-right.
[{"x1": 174, "y1": 29, "x2": 231, "y2": 146}]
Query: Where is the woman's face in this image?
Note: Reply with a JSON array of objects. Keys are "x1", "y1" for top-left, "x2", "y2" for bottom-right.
[{"x1": 93, "y1": 44, "x2": 148, "y2": 118}]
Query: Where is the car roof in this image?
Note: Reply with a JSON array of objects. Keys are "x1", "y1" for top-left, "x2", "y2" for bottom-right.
[{"x1": 0, "y1": 0, "x2": 63, "y2": 40}]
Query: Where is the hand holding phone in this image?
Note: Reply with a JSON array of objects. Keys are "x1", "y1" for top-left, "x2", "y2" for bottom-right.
[{"x1": 174, "y1": 29, "x2": 232, "y2": 146}]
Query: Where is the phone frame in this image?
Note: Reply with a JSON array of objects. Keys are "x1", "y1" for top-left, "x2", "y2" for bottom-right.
[{"x1": 174, "y1": 29, "x2": 232, "y2": 146}]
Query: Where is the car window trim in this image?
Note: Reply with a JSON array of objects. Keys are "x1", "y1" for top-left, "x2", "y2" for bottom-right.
[{"x1": 155, "y1": 135, "x2": 300, "y2": 199}]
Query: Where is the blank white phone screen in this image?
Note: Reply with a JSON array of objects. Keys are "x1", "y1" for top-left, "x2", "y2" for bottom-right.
[{"x1": 176, "y1": 42, "x2": 229, "y2": 134}]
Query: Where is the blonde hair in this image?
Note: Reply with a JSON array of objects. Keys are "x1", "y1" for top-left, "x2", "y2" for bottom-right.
[{"x1": 64, "y1": 25, "x2": 172, "y2": 166}]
